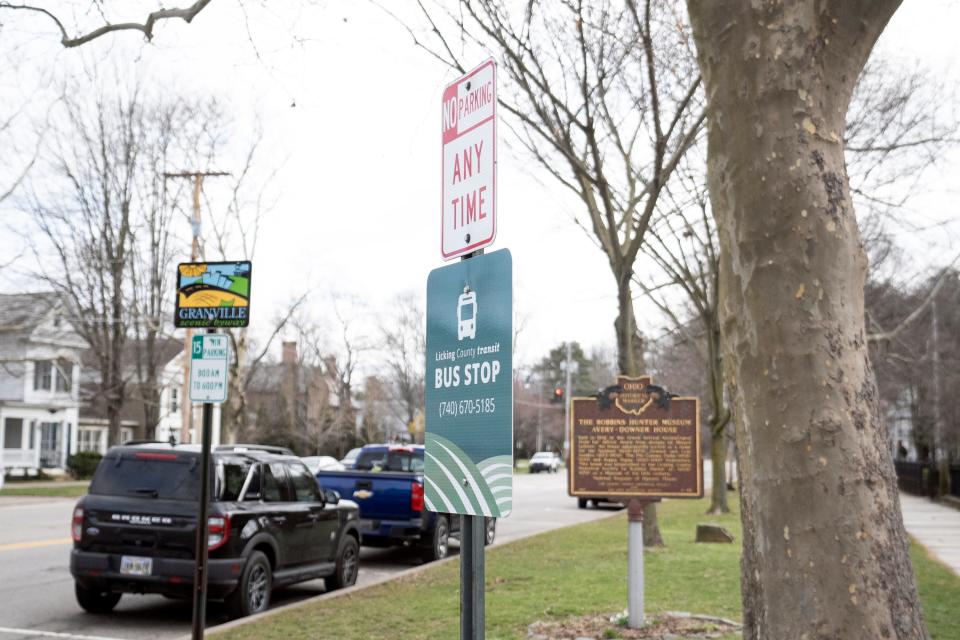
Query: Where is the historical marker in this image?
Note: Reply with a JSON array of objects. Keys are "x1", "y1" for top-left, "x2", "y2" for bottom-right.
[
  {"x1": 425, "y1": 248, "x2": 513, "y2": 517},
  {"x1": 441, "y1": 60, "x2": 497, "y2": 261},
  {"x1": 175, "y1": 261, "x2": 252, "y2": 328},
  {"x1": 569, "y1": 376, "x2": 702, "y2": 499},
  {"x1": 568, "y1": 375, "x2": 702, "y2": 630}
]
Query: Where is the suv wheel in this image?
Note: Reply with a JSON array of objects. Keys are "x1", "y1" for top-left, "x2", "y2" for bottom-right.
[
  {"x1": 325, "y1": 535, "x2": 359, "y2": 591},
  {"x1": 75, "y1": 582, "x2": 121, "y2": 614},
  {"x1": 226, "y1": 550, "x2": 272, "y2": 619},
  {"x1": 421, "y1": 515, "x2": 449, "y2": 563}
]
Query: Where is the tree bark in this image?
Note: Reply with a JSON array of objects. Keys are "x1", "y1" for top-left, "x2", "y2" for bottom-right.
[
  {"x1": 687, "y1": 1, "x2": 927, "y2": 637},
  {"x1": 614, "y1": 272, "x2": 664, "y2": 547}
]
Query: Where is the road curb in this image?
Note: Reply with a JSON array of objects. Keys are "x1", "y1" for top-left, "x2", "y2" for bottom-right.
[{"x1": 199, "y1": 508, "x2": 624, "y2": 638}]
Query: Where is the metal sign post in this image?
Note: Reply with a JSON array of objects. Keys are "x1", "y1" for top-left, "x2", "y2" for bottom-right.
[
  {"x1": 431, "y1": 60, "x2": 505, "y2": 640},
  {"x1": 176, "y1": 261, "x2": 246, "y2": 640},
  {"x1": 461, "y1": 511, "x2": 486, "y2": 639},
  {"x1": 191, "y1": 347, "x2": 216, "y2": 640},
  {"x1": 626, "y1": 498, "x2": 651, "y2": 627},
  {"x1": 426, "y1": 248, "x2": 512, "y2": 640}
]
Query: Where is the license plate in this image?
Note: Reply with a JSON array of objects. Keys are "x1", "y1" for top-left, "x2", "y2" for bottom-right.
[
  {"x1": 120, "y1": 556, "x2": 153, "y2": 576},
  {"x1": 360, "y1": 519, "x2": 377, "y2": 531}
]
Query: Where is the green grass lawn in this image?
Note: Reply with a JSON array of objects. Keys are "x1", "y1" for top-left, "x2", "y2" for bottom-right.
[
  {"x1": 214, "y1": 498, "x2": 959, "y2": 640},
  {"x1": 0, "y1": 483, "x2": 89, "y2": 498},
  {"x1": 912, "y1": 539, "x2": 960, "y2": 639}
]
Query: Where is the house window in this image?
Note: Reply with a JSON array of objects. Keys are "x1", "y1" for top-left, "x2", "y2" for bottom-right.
[
  {"x1": 120, "y1": 428, "x2": 133, "y2": 444},
  {"x1": 34, "y1": 361, "x2": 53, "y2": 391},
  {"x1": 55, "y1": 360, "x2": 74, "y2": 392},
  {"x1": 3, "y1": 418, "x2": 24, "y2": 449},
  {"x1": 170, "y1": 388, "x2": 180, "y2": 413},
  {"x1": 77, "y1": 428, "x2": 105, "y2": 453}
]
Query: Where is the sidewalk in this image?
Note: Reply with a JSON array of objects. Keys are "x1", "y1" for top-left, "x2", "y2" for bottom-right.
[
  {"x1": 899, "y1": 493, "x2": 960, "y2": 576},
  {"x1": 0, "y1": 479, "x2": 88, "y2": 488}
]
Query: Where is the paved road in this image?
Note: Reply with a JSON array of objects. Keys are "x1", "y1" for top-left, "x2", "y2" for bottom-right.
[{"x1": 0, "y1": 470, "x2": 613, "y2": 640}]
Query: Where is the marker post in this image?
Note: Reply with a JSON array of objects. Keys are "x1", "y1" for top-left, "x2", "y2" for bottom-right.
[{"x1": 459, "y1": 250, "x2": 484, "y2": 640}]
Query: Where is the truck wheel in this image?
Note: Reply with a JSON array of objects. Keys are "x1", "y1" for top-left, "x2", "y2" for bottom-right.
[
  {"x1": 421, "y1": 515, "x2": 449, "y2": 563},
  {"x1": 484, "y1": 518, "x2": 496, "y2": 546},
  {"x1": 577, "y1": 498, "x2": 588, "y2": 509},
  {"x1": 325, "y1": 535, "x2": 359, "y2": 591},
  {"x1": 75, "y1": 582, "x2": 121, "y2": 614},
  {"x1": 225, "y1": 551, "x2": 272, "y2": 619}
]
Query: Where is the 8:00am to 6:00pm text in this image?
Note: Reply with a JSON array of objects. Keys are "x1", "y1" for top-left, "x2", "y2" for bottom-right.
[{"x1": 438, "y1": 398, "x2": 496, "y2": 418}]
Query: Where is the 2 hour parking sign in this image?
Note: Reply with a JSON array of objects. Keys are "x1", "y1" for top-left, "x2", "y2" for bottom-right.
[{"x1": 425, "y1": 249, "x2": 513, "y2": 517}]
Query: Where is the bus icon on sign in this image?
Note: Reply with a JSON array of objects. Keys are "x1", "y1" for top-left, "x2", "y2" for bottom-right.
[{"x1": 457, "y1": 288, "x2": 477, "y2": 341}]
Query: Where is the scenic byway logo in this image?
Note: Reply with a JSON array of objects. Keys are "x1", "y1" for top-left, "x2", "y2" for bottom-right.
[{"x1": 175, "y1": 261, "x2": 252, "y2": 328}]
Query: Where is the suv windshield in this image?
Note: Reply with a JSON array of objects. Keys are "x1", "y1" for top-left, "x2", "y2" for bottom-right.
[{"x1": 90, "y1": 451, "x2": 252, "y2": 502}]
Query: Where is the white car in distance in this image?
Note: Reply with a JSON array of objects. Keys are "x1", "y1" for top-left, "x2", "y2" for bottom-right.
[
  {"x1": 302, "y1": 455, "x2": 346, "y2": 474},
  {"x1": 528, "y1": 451, "x2": 561, "y2": 474}
]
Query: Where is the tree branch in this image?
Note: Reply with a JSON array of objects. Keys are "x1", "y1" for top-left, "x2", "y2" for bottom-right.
[{"x1": 0, "y1": 0, "x2": 215, "y2": 48}]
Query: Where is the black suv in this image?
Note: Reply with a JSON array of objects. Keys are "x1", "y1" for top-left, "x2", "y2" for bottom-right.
[{"x1": 70, "y1": 443, "x2": 361, "y2": 618}]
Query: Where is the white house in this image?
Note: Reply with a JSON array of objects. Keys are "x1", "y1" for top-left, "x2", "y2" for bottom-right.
[
  {"x1": 0, "y1": 293, "x2": 85, "y2": 475},
  {"x1": 77, "y1": 339, "x2": 222, "y2": 454}
]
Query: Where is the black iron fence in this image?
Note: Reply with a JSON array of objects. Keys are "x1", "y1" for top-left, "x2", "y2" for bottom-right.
[{"x1": 894, "y1": 461, "x2": 960, "y2": 499}]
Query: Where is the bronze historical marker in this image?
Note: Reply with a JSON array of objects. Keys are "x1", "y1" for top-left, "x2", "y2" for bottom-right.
[{"x1": 568, "y1": 376, "x2": 703, "y2": 499}]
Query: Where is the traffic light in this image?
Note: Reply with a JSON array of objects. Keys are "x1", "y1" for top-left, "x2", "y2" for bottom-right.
[{"x1": 551, "y1": 386, "x2": 564, "y2": 404}]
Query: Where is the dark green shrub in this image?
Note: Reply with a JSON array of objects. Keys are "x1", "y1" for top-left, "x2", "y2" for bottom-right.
[{"x1": 67, "y1": 451, "x2": 103, "y2": 479}]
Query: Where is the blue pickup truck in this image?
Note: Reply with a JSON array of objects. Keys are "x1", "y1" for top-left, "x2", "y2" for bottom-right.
[{"x1": 316, "y1": 444, "x2": 495, "y2": 562}]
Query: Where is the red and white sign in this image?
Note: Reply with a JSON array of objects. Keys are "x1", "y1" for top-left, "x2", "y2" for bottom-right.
[{"x1": 441, "y1": 60, "x2": 496, "y2": 261}]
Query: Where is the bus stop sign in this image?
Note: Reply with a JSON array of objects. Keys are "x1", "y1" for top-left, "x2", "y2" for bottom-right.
[{"x1": 425, "y1": 248, "x2": 513, "y2": 517}]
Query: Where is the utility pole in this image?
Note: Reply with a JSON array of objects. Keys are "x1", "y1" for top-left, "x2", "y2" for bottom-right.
[
  {"x1": 562, "y1": 342, "x2": 574, "y2": 455},
  {"x1": 536, "y1": 375, "x2": 543, "y2": 453},
  {"x1": 164, "y1": 171, "x2": 229, "y2": 445},
  {"x1": 931, "y1": 298, "x2": 950, "y2": 496}
]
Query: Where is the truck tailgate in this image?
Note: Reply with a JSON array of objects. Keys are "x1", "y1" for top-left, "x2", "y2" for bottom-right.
[{"x1": 316, "y1": 470, "x2": 419, "y2": 522}]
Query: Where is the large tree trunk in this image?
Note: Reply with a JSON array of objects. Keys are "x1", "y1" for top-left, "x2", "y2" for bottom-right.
[
  {"x1": 614, "y1": 272, "x2": 664, "y2": 547},
  {"x1": 687, "y1": 1, "x2": 927, "y2": 638}
]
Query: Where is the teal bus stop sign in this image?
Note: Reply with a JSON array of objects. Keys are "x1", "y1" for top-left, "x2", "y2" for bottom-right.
[{"x1": 425, "y1": 248, "x2": 513, "y2": 518}]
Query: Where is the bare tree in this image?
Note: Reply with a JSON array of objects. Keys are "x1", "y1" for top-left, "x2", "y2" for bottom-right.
[
  {"x1": 21, "y1": 78, "x2": 231, "y2": 445},
  {"x1": 406, "y1": 0, "x2": 706, "y2": 546},
  {"x1": 0, "y1": 1, "x2": 216, "y2": 48},
  {"x1": 687, "y1": 1, "x2": 926, "y2": 636},
  {"x1": 198, "y1": 125, "x2": 305, "y2": 444},
  {"x1": 380, "y1": 292, "x2": 426, "y2": 443},
  {"x1": 24, "y1": 82, "x2": 140, "y2": 447},
  {"x1": 637, "y1": 164, "x2": 730, "y2": 513},
  {"x1": 293, "y1": 297, "x2": 371, "y2": 457},
  {"x1": 128, "y1": 100, "x2": 225, "y2": 438}
]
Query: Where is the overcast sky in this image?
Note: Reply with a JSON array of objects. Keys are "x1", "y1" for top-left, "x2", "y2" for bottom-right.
[{"x1": 0, "y1": 0, "x2": 957, "y2": 371}]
